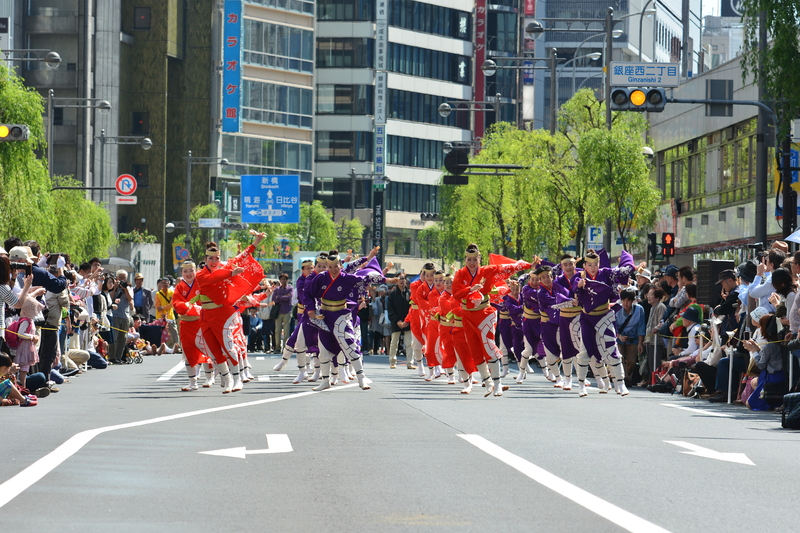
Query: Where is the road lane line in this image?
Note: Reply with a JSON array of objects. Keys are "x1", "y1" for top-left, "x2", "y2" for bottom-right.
[
  {"x1": 459, "y1": 434, "x2": 673, "y2": 533},
  {"x1": 0, "y1": 384, "x2": 357, "y2": 509},
  {"x1": 660, "y1": 403, "x2": 732, "y2": 417},
  {"x1": 156, "y1": 362, "x2": 186, "y2": 381}
]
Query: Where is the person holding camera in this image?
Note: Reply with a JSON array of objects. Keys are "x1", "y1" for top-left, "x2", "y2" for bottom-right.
[{"x1": 109, "y1": 270, "x2": 134, "y2": 364}]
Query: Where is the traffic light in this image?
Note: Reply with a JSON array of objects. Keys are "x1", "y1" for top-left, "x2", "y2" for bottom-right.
[
  {"x1": 420, "y1": 213, "x2": 439, "y2": 221},
  {"x1": 220, "y1": 222, "x2": 249, "y2": 230},
  {"x1": 662, "y1": 232, "x2": 675, "y2": 257},
  {"x1": 609, "y1": 88, "x2": 667, "y2": 112},
  {"x1": 444, "y1": 148, "x2": 469, "y2": 175},
  {"x1": 0, "y1": 124, "x2": 29, "y2": 142},
  {"x1": 648, "y1": 233, "x2": 657, "y2": 258}
]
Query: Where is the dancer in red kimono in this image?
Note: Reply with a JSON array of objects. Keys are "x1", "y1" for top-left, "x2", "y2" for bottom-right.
[
  {"x1": 406, "y1": 263, "x2": 435, "y2": 375},
  {"x1": 196, "y1": 231, "x2": 266, "y2": 393},
  {"x1": 172, "y1": 259, "x2": 213, "y2": 391},
  {"x1": 422, "y1": 270, "x2": 445, "y2": 381},
  {"x1": 452, "y1": 244, "x2": 531, "y2": 397}
]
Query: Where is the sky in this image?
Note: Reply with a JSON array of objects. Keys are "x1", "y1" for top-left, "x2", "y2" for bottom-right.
[{"x1": 703, "y1": 0, "x2": 720, "y2": 17}]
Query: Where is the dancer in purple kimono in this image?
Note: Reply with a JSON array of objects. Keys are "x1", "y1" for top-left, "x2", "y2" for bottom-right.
[
  {"x1": 520, "y1": 272, "x2": 549, "y2": 382},
  {"x1": 572, "y1": 249, "x2": 638, "y2": 397},
  {"x1": 494, "y1": 297, "x2": 513, "y2": 377},
  {"x1": 306, "y1": 249, "x2": 384, "y2": 390},
  {"x1": 553, "y1": 254, "x2": 586, "y2": 390},
  {"x1": 536, "y1": 265, "x2": 573, "y2": 389},
  {"x1": 503, "y1": 279, "x2": 526, "y2": 382}
]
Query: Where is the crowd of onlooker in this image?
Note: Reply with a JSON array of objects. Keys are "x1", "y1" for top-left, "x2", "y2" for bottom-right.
[{"x1": 615, "y1": 240, "x2": 800, "y2": 416}]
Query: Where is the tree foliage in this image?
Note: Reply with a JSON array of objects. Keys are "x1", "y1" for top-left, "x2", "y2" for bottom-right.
[
  {"x1": 0, "y1": 64, "x2": 114, "y2": 261},
  {"x1": 437, "y1": 89, "x2": 659, "y2": 260},
  {"x1": 740, "y1": 1, "x2": 800, "y2": 134}
]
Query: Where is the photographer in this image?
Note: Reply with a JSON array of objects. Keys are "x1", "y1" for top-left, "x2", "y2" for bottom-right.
[
  {"x1": 109, "y1": 270, "x2": 134, "y2": 364},
  {"x1": 8, "y1": 245, "x2": 66, "y2": 295}
]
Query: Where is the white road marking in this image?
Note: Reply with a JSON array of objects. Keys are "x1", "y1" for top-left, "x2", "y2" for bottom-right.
[
  {"x1": 459, "y1": 434, "x2": 673, "y2": 533},
  {"x1": 0, "y1": 385, "x2": 357, "y2": 509},
  {"x1": 200, "y1": 434, "x2": 293, "y2": 459},
  {"x1": 664, "y1": 441, "x2": 755, "y2": 466},
  {"x1": 255, "y1": 357, "x2": 264, "y2": 360},
  {"x1": 257, "y1": 375, "x2": 271, "y2": 382},
  {"x1": 156, "y1": 362, "x2": 185, "y2": 381},
  {"x1": 660, "y1": 403, "x2": 732, "y2": 417}
]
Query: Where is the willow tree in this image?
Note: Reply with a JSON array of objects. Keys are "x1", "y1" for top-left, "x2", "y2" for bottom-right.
[
  {"x1": 0, "y1": 64, "x2": 114, "y2": 259},
  {"x1": 740, "y1": 1, "x2": 800, "y2": 134}
]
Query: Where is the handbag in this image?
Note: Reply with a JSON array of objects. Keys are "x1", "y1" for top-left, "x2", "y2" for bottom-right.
[{"x1": 269, "y1": 303, "x2": 281, "y2": 320}]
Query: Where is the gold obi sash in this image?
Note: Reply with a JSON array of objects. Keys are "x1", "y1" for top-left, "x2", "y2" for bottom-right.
[
  {"x1": 297, "y1": 303, "x2": 305, "y2": 312},
  {"x1": 410, "y1": 300, "x2": 419, "y2": 310},
  {"x1": 452, "y1": 317, "x2": 463, "y2": 327},
  {"x1": 540, "y1": 311, "x2": 550, "y2": 323},
  {"x1": 320, "y1": 299, "x2": 347, "y2": 312},
  {"x1": 559, "y1": 306, "x2": 582, "y2": 318},
  {"x1": 462, "y1": 296, "x2": 490, "y2": 311},
  {"x1": 201, "y1": 302, "x2": 222, "y2": 310},
  {"x1": 178, "y1": 314, "x2": 199, "y2": 322},
  {"x1": 499, "y1": 311, "x2": 510, "y2": 320},
  {"x1": 583, "y1": 303, "x2": 610, "y2": 316},
  {"x1": 523, "y1": 306, "x2": 539, "y2": 319}
]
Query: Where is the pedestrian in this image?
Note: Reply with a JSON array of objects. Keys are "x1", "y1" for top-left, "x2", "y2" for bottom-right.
[{"x1": 387, "y1": 273, "x2": 413, "y2": 369}]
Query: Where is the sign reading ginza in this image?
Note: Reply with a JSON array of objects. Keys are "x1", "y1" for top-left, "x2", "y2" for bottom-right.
[{"x1": 610, "y1": 62, "x2": 680, "y2": 87}]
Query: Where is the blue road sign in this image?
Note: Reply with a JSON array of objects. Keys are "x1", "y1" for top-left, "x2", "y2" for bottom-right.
[{"x1": 241, "y1": 174, "x2": 301, "y2": 224}]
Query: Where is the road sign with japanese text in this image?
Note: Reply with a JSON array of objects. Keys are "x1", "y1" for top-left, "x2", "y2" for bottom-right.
[{"x1": 240, "y1": 175, "x2": 300, "y2": 224}]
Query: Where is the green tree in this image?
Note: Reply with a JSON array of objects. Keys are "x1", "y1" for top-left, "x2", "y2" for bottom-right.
[
  {"x1": 0, "y1": 64, "x2": 114, "y2": 260},
  {"x1": 740, "y1": 1, "x2": 800, "y2": 134},
  {"x1": 336, "y1": 217, "x2": 365, "y2": 253}
]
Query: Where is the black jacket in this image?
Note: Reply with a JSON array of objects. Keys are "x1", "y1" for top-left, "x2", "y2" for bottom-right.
[{"x1": 386, "y1": 286, "x2": 411, "y2": 333}]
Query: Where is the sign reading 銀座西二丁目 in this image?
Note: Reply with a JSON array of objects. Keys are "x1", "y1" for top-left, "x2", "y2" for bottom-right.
[
  {"x1": 240, "y1": 175, "x2": 300, "y2": 224},
  {"x1": 610, "y1": 62, "x2": 680, "y2": 88}
]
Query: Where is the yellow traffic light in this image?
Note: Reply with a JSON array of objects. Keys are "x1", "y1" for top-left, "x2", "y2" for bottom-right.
[
  {"x1": 0, "y1": 125, "x2": 9, "y2": 138},
  {"x1": 629, "y1": 89, "x2": 646, "y2": 107}
]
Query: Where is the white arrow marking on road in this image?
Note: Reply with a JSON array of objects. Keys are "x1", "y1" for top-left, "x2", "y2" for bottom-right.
[
  {"x1": 157, "y1": 362, "x2": 185, "y2": 381},
  {"x1": 664, "y1": 441, "x2": 755, "y2": 466},
  {"x1": 199, "y1": 434, "x2": 293, "y2": 459}
]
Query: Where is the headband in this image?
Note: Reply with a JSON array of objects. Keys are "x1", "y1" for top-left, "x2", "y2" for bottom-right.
[
  {"x1": 465, "y1": 249, "x2": 480, "y2": 258},
  {"x1": 301, "y1": 259, "x2": 313, "y2": 266},
  {"x1": 205, "y1": 249, "x2": 220, "y2": 258},
  {"x1": 181, "y1": 260, "x2": 196, "y2": 269},
  {"x1": 328, "y1": 254, "x2": 341, "y2": 264}
]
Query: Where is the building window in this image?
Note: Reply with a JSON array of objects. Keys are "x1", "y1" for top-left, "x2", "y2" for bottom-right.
[
  {"x1": 131, "y1": 164, "x2": 149, "y2": 188},
  {"x1": 132, "y1": 112, "x2": 149, "y2": 135},
  {"x1": 221, "y1": 134, "x2": 313, "y2": 185},
  {"x1": 316, "y1": 38, "x2": 374, "y2": 68},
  {"x1": 242, "y1": 80, "x2": 313, "y2": 128},
  {"x1": 133, "y1": 7, "x2": 151, "y2": 30},
  {"x1": 317, "y1": 0, "x2": 375, "y2": 21},
  {"x1": 388, "y1": 0, "x2": 472, "y2": 41},
  {"x1": 243, "y1": 20, "x2": 314, "y2": 73},
  {"x1": 315, "y1": 131, "x2": 373, "y2": 162},
  {"x1": 388, "y1": 42, "x2": 471, "y2": 85},
  {"x1": 52, "y1": 107, "x2": 64, "y2": 126},
  {"x1": 317, "y1": 85, "x2": 374, "y2": 115},
  {"x1": 386, "y1": 135, "x2": 443, "y2": 170}
]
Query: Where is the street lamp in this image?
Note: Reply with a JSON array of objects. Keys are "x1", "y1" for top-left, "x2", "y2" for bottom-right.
[
  {"x1": 560, "y1": 52, "x2": 602, "y2": 105},
  {"x1": 570, "y1": 30, "x2": 623, "y2": 96},
  {"x1": 1, "y1": 49, "x2": 61, "y2": 68},
  {"x1": 184, "y1": 151, "x2": 228, "y2": 251},
  {"x1": 46, "y1": 89, "x2": 111, "y2": 179},
  {"x1": 482, "y1": 49, "x2": 561, "y2": 134},
  {"x1": 95, "y1": 129, "x2": 152, "y2": 202},
  {"x1": 638, "y1": 2, "x2": 659, "y2": 62}
]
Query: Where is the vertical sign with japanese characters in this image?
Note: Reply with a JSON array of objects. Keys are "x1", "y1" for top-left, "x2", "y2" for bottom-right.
[
  {"x1": 524, "y1": 0, "x2": 536, "y2": 17},
  {"x1": 222, "y1": 1, "x2": 242, "y2": 133},
  {"x1": 374, "y1": 0, "x2": 388, "y2": 176},
  {"x1": 474, "y1": 0, "x2": 487, "y2": 140}
]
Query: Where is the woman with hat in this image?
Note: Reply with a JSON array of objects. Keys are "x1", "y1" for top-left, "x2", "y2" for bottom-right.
[
  {"x1": 195, "y1": 230, "x2": 266, "y2": 393},
  {"x1": 452, "y1": 244, "x2": 531, "y2": 397}
]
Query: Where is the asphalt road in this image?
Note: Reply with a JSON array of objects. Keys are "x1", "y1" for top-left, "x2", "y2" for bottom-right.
[{"x1": 2, "y1": 352, "x2": 797, "y2": 532}]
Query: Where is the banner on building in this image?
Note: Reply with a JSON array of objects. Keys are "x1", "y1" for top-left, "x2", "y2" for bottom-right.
[{"x1": 222, "y1": 0, "x2": 242, "y2": 133}]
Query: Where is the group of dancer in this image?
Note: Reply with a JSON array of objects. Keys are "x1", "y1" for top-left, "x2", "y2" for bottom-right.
[
  {"x1": 397, "y1": 243, "x2": 642, "y2": 397},
  {"x1": 175, "y1": 230, "x2": 385, "y2": 393},
  {"x1": 174, "y1": 232, "x2": 639, "y2": 398}
]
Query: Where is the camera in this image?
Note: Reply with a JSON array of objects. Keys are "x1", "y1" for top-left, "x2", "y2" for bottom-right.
[
  {"x1": 10, "y1": 262, "x2": 32, "y2": 276},
  {"x1": 46, "y1": 253, "x2": 64, "y2": 265},
  {"x1": 747, "y1": 242, "x2": 766, "y2": 259},
  {"x1": 119, "y1": 280, "x2": 129, "y2": 288}
]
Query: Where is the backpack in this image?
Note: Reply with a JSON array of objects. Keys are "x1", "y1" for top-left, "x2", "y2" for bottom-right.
[
  {"x1": 5, "y1": 317, "x2": 32, "y2": 350},
  {"x1": 781, "y1": 392, "x2": 800, "y2": 429}
]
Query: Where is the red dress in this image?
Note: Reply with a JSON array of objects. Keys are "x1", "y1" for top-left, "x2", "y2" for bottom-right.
[
  {"x1": 452, "y1": 261, "x2": 531, "y2": 367},
  {"x1": 172, "y1": 278, "x2": 208, "y2": 367},
  {"x1": 196, "y1": 245, "x2": 263, "y2": 366}
]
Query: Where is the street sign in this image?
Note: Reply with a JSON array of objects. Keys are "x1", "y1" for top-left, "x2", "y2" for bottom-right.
[
  {"x1": 198, "y1": 218, "x2": 222, "y2": 228},
  {"x1": 0, "y1": 18, "x2": 9, "y2": 51},
  {"x1": 240, "y1": 174, "x2": 300, "y2": 224},
  {"x1": 610, "y1": 62, "x2": 680, "y2": 87},
  {"x1": 115, "y1": 174, "x2": 137, "y2": 195},
  {"x1": 586, "y1": 225, "x2": 604, "y2": 248},
  {"x1": 115, "y1": 195, "x2": 137, "y2": 205}
]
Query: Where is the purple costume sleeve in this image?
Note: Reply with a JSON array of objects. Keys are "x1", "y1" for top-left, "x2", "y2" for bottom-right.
[{"x1": 537, "y1": 284, "x2": 572, "y2": 321}]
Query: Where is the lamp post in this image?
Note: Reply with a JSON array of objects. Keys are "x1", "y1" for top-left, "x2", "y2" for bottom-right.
[
  {"x1": 1, "y1": 49, "x2": 61, "y2": 68},
  {"x1": 560, "y1": 51, "x2": 603, "y2": 105},
  {"x1": 570, "y1": 31, "x2": 623, "y2": 96},
  {"x1": 46, "y1": 89, "x2": 111, "y2": 179},
  {"x1": 184, "y1": 151, "x2": 228, "y2": 252},
  {"x1": 639, "y1": 1, "x2": 658, "y2": 61},
  {"x1": 96, "y1": 129, "x2": 152, "y2": 203}
]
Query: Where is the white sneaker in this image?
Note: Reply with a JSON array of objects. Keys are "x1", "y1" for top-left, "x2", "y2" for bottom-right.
[
  {"x1": 245, "y1": 368, "x2": 255, "y2": 381},
  {"x1": 461, "y1": 382, "x2": 473, "y2": 394},
  {"x1": 424, "y1": 367, "x2": 434, "y2": 382},
  {"x1": 584, "y1": 379, "x2": 591, "y2": 387},
  {"x1": 308, "y1": 369, "x2": 320, "y2": 382},
  {"x1": 515, "y1": 369, "x2": 526, "y2": 384},
  {"x1": 330, "y1": 373, "x2": 339, "y2": 386},
  {"x1": 447, "y1": 374, "x2": 456, "y2": 384},
  {"x1": 202, "y1": 375, "x2": 215, "y2": 388},
  {"x1": 273, "y1": 359, "x2": 287, "y2": 372},
  {"x1": 603, "y1": 380, "x2": 613, "y2": 393},
  {"x1": 494, "y1": 380, "x2": 504, "y2": 396},
  {"x1": 357, "y1": 373, "x2": 371, "y2": 390},
  {"x1": 293, "y1": 370, "x2": 307, "y2": 384},
  {"x1": 579, "y1": 382, "x2": 588, "y2": 397},
  {"x1": 563, "y1": 376, "x2": 572, "y2": 391},
  {"x1": 554, "y1": 376, "x2": 564, "y2": 388},
  {"x1": 417, "y1": 364, "x2": 425, "y2": 378},
  {"x1": 618, "y1": 382, "x2": 630, "y2": 396},
  {"x1": 484, "y1": 380, "x2": 495, "y2": 397},
  {"x1": 312, "y1": 378, "x2": 331, "y2": 391},
  {"x1": 596, "y1": 376, "x2": 608, "y2": 393},
  {"x1": 231, "y1": 376, "x2": 243, "y2": 392},
  {"x1": 434, "y1": 366, "x2": 443, "y2": 379}
]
